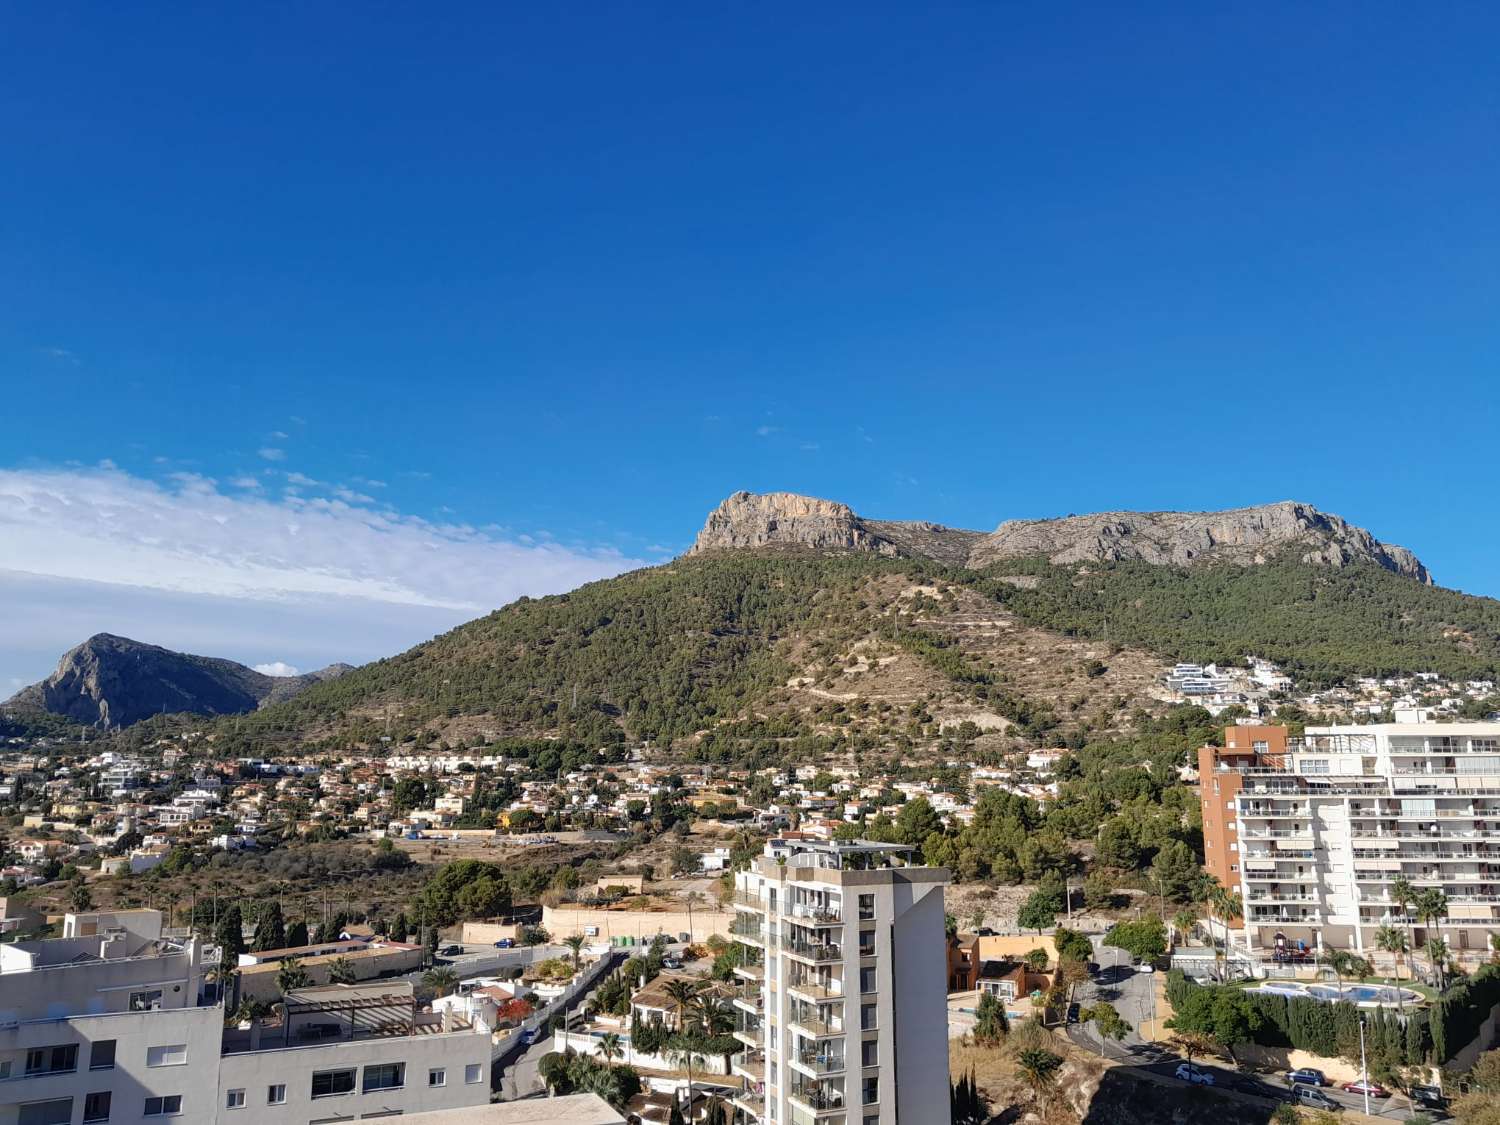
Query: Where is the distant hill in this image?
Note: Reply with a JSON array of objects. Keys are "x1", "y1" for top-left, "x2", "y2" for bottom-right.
[{"x1": 5, "y1": 634, "x2": 352, "y2": 728}]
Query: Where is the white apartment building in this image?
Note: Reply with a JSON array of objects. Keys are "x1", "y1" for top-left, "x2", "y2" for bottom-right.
[
  {"x1": 0, "y1": 910, "x2": 493, "y2": 1125},
  {"x1": 727, "y1": 838, "x2": 949, "y2": 1125},
  {"x1": 1222, "y1": 721, "x2": 1500, "y2": 956}
]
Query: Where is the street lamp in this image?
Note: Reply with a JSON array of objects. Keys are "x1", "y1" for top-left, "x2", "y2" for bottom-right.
[{"x1": 1358, "y1": 1015, "x2": 1370, "y2": 1117}]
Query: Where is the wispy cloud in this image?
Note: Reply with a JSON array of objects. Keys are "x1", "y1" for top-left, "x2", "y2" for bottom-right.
[
  {"x1": 0, "y1": 466, "x2": 647, "y2": 685},
  {"x1": 38, "y1": 346, "x2": 79, "y2": 366},
  {"x1": 258, "y1": 447, "x2": 286, "y2": 462},
  {"x1": 755, "y1": 425, "x2": 782, "y2": 437}
]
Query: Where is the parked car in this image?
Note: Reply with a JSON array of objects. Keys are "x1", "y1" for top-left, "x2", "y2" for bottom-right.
[
  {"x1": 662, "y1": 958, "x2": 683, "y2": 970},
  {"x1": 1136, "y1": 963, "x2": 1156, "y2": 974},
  {"x1": 494, "y1": 938, "x2": 515, "y2": 949},
  {"x1": 1066, "y1": 1003, "x2": 1081, "y2": 1024},
  {"x1": 1286, "y1": 1068, "x2": 1329, "y2": 1087},
  {"x1": 440, "y1": 944, "x2": 462, "y2": 956},
  {"x1": 1341, "y1": 1079, "x2": 1390, "y2": 1098},
  {"x1": 1174, "y1": 1063, "x2": 1215, "y2": 1086},
  {"x1": 1290, "y1": 1086, "x2": 1341, "y2": 1111},
  {"x1": 1411, "y1": 1085, "x2": 1447, "y2": 1109}
]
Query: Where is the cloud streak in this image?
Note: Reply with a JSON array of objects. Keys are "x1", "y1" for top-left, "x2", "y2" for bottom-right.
[{"x1": 0, "y1": 466, "x2": 647, "y2": 686}]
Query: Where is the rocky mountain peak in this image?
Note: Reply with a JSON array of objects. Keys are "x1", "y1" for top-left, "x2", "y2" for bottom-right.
[
  {"x1": 6, "y1": 634, "x2": 352, "y2": 728},
  {"x1": 689, "y1": 490, "x2": 902, "y2": 556},
  {"x1": 688, "y1": 492, "x2": 1431, "y2": 583}
]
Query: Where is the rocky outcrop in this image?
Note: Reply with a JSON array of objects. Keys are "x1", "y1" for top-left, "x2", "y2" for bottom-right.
[
  {"x1": 970, "y1": 501, "x2": 1431, "y2": 582},
  {"x1": 689, "y1": 492, "x2": 1432, "y2": 583},
  {"x1": 5, "y1": 634, "x2": 352, "y2": 728},
  {"x1": 690, "y1": 491, "x2": 903, "y2": 556}
]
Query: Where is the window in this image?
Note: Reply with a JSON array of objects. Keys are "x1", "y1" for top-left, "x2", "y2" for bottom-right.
[
  {"x1": 26, "y1": 1045, "x2": 78, "y2": 1075},
  {"x1": 312, "y1": 1069, "x2": 357, "y2": 1098},
  {"x1": 144, "y1": 1096, "x2": 182, "y2": 1117},
  {"x1": 428, "y1": 1068, "x2": 446, "y2": 1087},
  {"x1": 90, "y1": 1040, "x2": 116, "y2": 1070},
  {"x1": 146, "y1": 1044, "x2": 187, "y2": 1067},
  {"x1": 362, "y1": 1063, "x2": 404, "y2": 1093},
  {"x1": 859, "y1": 967, "x2": 876, "y2": 993},
  {"x1": 226, "y1": 1089, "x2": 246, "y2": 1109},
  {"x1": 858, "y1": 894, "x2": 875, "y2": 921},
  {"x1": 464, "y1": 1064, "x2": 483, "y2": 1085},
  {"x1": 83, "y1": 1092, "x2": 112, "y2": 1123},
  {"x1": 18, "y1": 1101, "x2": 72, "y2": 1125},
  {"x1": 861, "y1": 1039, "x2": 878, "y2": 1067},
  {"x1": 861, "y1": 1003, "x2": 877, "y2": 1031},
  {"x1": 267, "y1": 1085, "x2": 287, "y2": 1105},
  {"x1": 865, "y1": 1117, "x2": 880, "y2": 1125},
  {"x1": 862, "y1": 1076, "x2": 879, "y2": 1104},
  {"x1": 858, "y1": 929, "x2": 876, "y2": 956},
  {"x1": 129, "y1": 990, "x2": 163, "y2": 1011}
]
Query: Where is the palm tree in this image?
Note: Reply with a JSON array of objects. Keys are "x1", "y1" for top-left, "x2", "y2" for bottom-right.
[
  {"x1": 1172, "y1": 909, "x2": 1197, "y2": 948},
  {"x1": 276, "y1": 955, "x2": 310, "y2": 994},
  {"x1": 1014, "y1": 1047, "x2": 1063, "y2": 1104},
  {"x1": 1391, "y1": 875, "x2": 1417, "y2": 959},
  {"x1": 598, "y1": 1031, "x2": 623, "y2": 1067},
  {"x1": 326, "y1": 956, "x2": 357, "y2": 984},
  {"x1": 1319, "y1": 949, "x2": 1354, "y2": 997},
  {"x1": 564, "y1": 934, "x2": 587, "y2": 973},
  {"x1": 1375, "y1": 923, "x2": 1410, "y2": 999},
  {"x1": 684, "y1": 890, "x2": 704, "y2": 942},
  {"x1": 1425, "y1": 937, "x2": 1451, "y2": 991},
  {"x1": 423, "y1": 966, "x2": 459, "y2": 998},
  {"x1": 663, "y1": 977, "x2": 703, "y2": 1032},
  {"x1": 663, "y1": 978, "x2": 703, "y2": 1108}
]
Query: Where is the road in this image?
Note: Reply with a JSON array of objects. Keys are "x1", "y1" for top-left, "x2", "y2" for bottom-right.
[{"x1": 1066, "y1": 938, "x2": 1444, "y2": 1121}]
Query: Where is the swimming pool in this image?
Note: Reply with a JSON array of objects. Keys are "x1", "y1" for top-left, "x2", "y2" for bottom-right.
[{"x1": 1250, "y1": 980, "x2": 1424, "y2": 1008}]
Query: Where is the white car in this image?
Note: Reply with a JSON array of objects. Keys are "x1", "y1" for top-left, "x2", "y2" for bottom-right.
[
  {"x1": 1137, "y1": 963, "x2": 1156, "y2": 974},
  {"x1": 1174, "y1": 1063, "x2": 1215, "y2": 1086}
]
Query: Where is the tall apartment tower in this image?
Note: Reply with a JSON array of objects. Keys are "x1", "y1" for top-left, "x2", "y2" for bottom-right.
[
  {"x1": 1199, "y1": 720, "x2": 1500, "y2": 956},
  {"x1": 728, "y1": 838, "x2": 950, "y2": 1125},
  {"x1": 1199, "y1": 724, "x2": 1289, "y2": 888}
]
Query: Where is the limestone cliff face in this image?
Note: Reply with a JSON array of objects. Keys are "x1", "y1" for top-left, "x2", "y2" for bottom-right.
[
  {"x1": 690, "y1": 491, "x2": 903, "y2": 556},
  {"x1": 688, "y1": 492, "x2": 1431, "y2": 583},
  {"x1": 5, "y1": 634, "x2": 352, "y2": 728},
  {"x1": 970, "y1": 501, "x2": 1431, "y2": 582}
]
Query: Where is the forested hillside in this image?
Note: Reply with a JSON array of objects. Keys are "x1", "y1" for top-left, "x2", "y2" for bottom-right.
[{"x1": 976, "y1": 553, "x2": 1500, "y2": 685}]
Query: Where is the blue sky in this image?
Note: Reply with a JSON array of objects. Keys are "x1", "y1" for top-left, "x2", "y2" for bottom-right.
[{"x1": 3, "y1": 3, "x2": 1499, "y2": 686}]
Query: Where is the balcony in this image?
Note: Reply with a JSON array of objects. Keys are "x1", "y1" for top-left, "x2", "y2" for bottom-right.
[
  {"x1": 785, "y1": 939, "x2": 842, "y2": 964},
  {"x1": 733, "y1": 961, "x2": 765, "y2": 982},
  {"x1": 732, "y1": 984, "x2": 764, "y2": 1013},
  {"x1": 733, "y1": 891, "x2": 767, "y2": 911},
  {"x1": 732, "y1": 1088, "x2": 766, "y2": 1118},
  {"x1": 731, "y1": 920, "x2": 767, "y2": 945},
  {"x1": 733, "y1": 1020, "x2": 764, "y2": 1048},
  {"x1": 789, "y1": 1080, "x2": 846, "y2": 1115},
  {"x1": 787, "y1": 977, "x2": 842, "y2": 1002},
  {"x1": 732, "y1": 1048, "x2": 766, "y2": 1078},
  {"x1": 1245, "y1": 891, "x2": 1318, "y2": 904},
  {"x1": 790, "y1": 1010, "x2": 843, "y2": 1038},
  {"x1": 787, "y1": 901, "x2": 843, "y2": 925},
  {"x1": 795, "y1": 1047, "x2": 847, "y2": 1075}
]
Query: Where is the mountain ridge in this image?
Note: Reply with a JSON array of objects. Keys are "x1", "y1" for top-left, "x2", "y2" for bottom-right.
[
  {"x1": 690, "y1": 491, "x2": 1431, "y2": 583},
  {"x1": 5, "y1": 633, "x2": 352, "y2": 728}
]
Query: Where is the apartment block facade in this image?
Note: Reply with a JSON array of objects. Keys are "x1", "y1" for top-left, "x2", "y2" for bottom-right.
[
  {"x1": 1201, "y1": 720, "x2": 1500, "y2": 955},
  {"x1": 727, "y1": 837, "x2": 949, "y2": 1125},
  {"x1": 0, "y1": 910, "x2": 491, "y2": 1125}
]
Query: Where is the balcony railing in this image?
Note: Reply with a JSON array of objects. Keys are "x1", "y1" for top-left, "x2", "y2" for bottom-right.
[
  {"x1": 785, "y1": 940, "x2": 842, "y2": 962},
  {"x1": 788, "y1": 977, "x2": 842, "y2": 1001},
  {"x1": 796, "y1": 1049, "x2": 846, "y2": 1074},
  {"x1": 731, "y1": 920, "x2": 766, "y2": 942},
  {"x1": 789, "y1": 1083, "x2": 846, "y2": 1113},
  {"x1": 790, "y1": 1011, "x2": 842, "y2": 1037},
  {"x1": 787, "y1": 902, "x2": 843, "y2": 924}
]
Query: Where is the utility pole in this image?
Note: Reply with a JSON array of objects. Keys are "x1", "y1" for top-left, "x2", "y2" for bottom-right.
[{"x1": 1359, "y1": 1016, "x2": 1370, "y2": 1117}]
